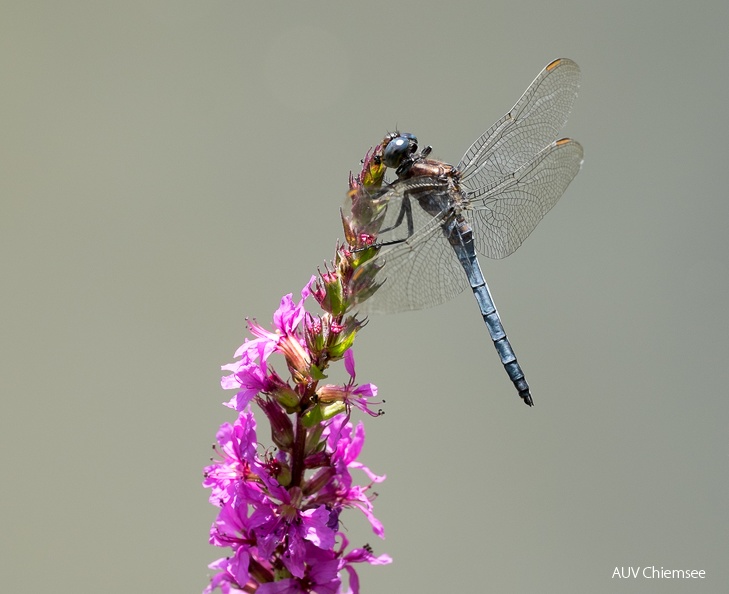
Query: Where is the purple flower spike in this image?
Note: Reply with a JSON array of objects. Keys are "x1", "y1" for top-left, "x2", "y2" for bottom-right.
[
  {"x1": 203, "y1": 145, "x2": 397, "y2": 593},
  {"x1": 205, "y1": 289, "x2": 387, "y2": 591}
]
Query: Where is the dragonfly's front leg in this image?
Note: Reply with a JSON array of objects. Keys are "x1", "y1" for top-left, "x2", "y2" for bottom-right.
[
  {"x1": 349, "y1": 195, "x2": 415, "y2": 253},
  {"x1": 378, "y1": 195, "x2": 414, "y2": 239}
]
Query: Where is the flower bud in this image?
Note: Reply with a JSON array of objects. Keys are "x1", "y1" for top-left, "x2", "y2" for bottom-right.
[
  {"x1": 277, "y1": 335, "x2": 311, "y2": 384},
  {"x1": 311, "y1": 266, "x2": 346, "y2": 316},
  {"x1": 303, "y1": 467, "x2": 335, "y2": 496},
  {"x1": 266, "y1": 369, "x2": 300, "y2": 410},
  {"x1": 327, "y1": 315, "x2": 365, "y2": 359},
  {"x1": 257, "y1": 397, "x2": 294, "y2": 450}
]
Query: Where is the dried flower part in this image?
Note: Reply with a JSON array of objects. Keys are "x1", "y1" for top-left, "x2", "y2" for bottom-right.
[{"x1": 338, "y1": 137, "x2": 398, "y2": 313}]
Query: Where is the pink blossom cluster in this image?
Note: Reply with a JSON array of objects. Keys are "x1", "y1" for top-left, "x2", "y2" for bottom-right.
[{"x1": 203, "y1": 285, "x2": 390, "y2": 593}]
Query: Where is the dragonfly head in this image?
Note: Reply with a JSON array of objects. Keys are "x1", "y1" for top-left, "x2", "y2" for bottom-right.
[{"x1": 382, "y1": 132, "x2": 418, "y2": 169}]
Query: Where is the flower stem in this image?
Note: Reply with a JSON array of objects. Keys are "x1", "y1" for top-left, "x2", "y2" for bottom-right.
[{"x1": 291, "y1": 413, "x2": 308, "y2": 487}]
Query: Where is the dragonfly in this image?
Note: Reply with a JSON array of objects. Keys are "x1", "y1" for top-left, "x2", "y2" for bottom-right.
[{"x1": 350, "y1": 58, "x2": 583, "y2": 406}]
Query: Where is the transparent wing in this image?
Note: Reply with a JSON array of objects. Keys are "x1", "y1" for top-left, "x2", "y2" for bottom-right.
[
  {"x1": 457, "y1": 58, "x2": 580, "y2": 191},
  {"x1": 351, "y1": 181, "x2": 469, "y2": 314},
  {"x1": 466, "y1": 138, "x2": 584, "y2": 260}
]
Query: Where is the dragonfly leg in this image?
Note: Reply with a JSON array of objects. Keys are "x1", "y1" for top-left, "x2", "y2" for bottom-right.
[{"x1": 378, "y1": 195, "x2": 414, "y2": 238}]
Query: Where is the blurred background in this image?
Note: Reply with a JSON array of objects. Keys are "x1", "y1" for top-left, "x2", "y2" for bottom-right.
[{"x1": 2, "y1": 1, "x2": 728, "y2": 592}]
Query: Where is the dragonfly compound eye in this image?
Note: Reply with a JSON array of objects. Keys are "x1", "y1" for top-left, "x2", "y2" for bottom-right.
[
  {"x1": 399, "y1": 132, "x2": 418, "y2": 147},
  {"x1": 383, "y1": 135, "x2": 417, "y2": 168}
]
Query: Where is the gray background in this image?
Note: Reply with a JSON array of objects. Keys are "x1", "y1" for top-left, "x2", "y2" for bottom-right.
[{"x1": 2, "y1": 1, "x2": 727, "y2": 593}]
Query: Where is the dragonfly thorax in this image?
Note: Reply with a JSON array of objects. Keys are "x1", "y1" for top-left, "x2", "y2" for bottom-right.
[{"x1": 400, "y1": 158, "x2": 456, "y2": 182}]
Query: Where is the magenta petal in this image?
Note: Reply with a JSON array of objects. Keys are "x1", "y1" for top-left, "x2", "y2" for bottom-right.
[
  {"x1": 349, "y1": 461, "x2": 386, "y2": 484},
  {"x1": 256, "y1": 579, "x2": 304, "y2": 594},
  {"x1": 343, "y1": 348, "x2": 356, "y2": 378},
  {"x1": 353, "y1": 383, "x2": 376, "y2": 398},
  {"x1": 342, "y1": 565, "x2": 360, "y2": 594},
  {"x1": 282, "y1": 533, "x2": 307, "y2": 578},
  {"x1": 203, "y1": 560, "x2": 235, "y2": 594},
  {"x1": 301, "y1": 506, "x2": 336, "y2": 549},
  {"x1": 220, "y1": 374, "x2": 239, "y2": 390},
  {"x1": 228, "y1": 547, "x2": 250, "y2": 587},
  {"x1": 272, "y1": 294, "x2": 296, "y2": 332},
  {"x1": 301, "y1": 276, "x2": 316, "y2": 300}
]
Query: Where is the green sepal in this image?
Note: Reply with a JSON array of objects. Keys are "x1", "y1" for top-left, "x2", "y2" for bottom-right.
[
  {"x1": 274, "y1": 386, "x2": 300, "y2": 410},
  {"x1": 302, "y1": 405, "x2": 324, "y2": 427},
  {"x1": 274, "y1": 566, "x2": 293, "y2": 581},
  {"x1": 326, "y1": 278, "x2": 346, "y2": 316},
  {"x1": 275, "y1": 464, "x2": 292, "y2": 487},
  {"x1": 304, "y1": 423, "x2": 325, "y2": 456},
  {"x1": 308, "y1": 324, "x2": 326, "y2": 354},
  {"x1": 319, "y1": 401, "x2": 346, "y2": 421},
  {"x1": 328, "y1": 318, "x2": 360, "y2": 359},
  {"x1": 310, "y1": 364, "x2": 327, "y2": 381},
  {"x1": 350, "y1": 246, "x2": 380, "y2": 268}
]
